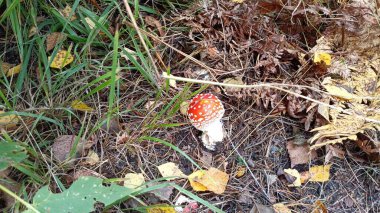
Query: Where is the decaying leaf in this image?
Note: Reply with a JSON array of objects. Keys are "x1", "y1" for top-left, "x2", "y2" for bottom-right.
[
  {"x1": 232, "y1": 0, "x2": 245, "y2": 3},
  {"x1": 123, "y1": 173, "x2": 145, "y2": 189},
  {"x1": 148, "y1": 182, "x2": 174, "y2": 201},
  {"x1": 286, "y1": 141, "x2": 317, "y2": 167},
  {"x1": 1, "y1": 63, "x2": 21, "y2": 77},
  {"x1": 60, "y1": 5, "x2": 77, "y2": 21},
  {"x1": 312, "y1": 200, "x2": 328, "y2": 213},
  {"x1": 146, "y1": 204, "x2": 176, "y2": 213},
  {"x1": 313, "y1": 52, "x2": 331, "y2": 66},
  {"x1": 222, "y1": 77, "x2": 245, "y2": 94},
  {"x1": 309, "y1": 164, "x2": 331, "y2": 182},
  {"x1": 250, "y1": 203, "x2": 275, "y2": 213},
  {"x1": 235, "y1": 166, "x2": 246, "y2": 178},
  {"x1": 325, "y1": 145, "x2": 345, "y2": 163},
  {"x1": 28, "y1": 26, "x2": 37, "y2": 37},
  {"x1": 188, "y1": 167, "x2": 229, "y2": 194},
  {"x1": 46, "y1": 32, "x2": 67, "y2": 51},
  {"x1": 49, "y1": 50, "x2": 74, "y2": 69},
  {"x1": 52, "y1": 135, "x2": 90, "y2": 162},
  {"x1": 85, "y1": 150, "x2": 99, "y2": 166},
  {"x1": 284, "y1": 168, "x2": 301, "y2": 187},
  {"x1": 0, "y1": 111, "x2": 20, "y2": 130},
  {"x1": 273, "y1": 203, "x2": 292, "y2": 213},
  {"x1": 71, "y1": 100, "x2": 94, "y2": 112},
  {"x1": 323, "y1": 85, "x2": 357, "y2": 101},
  {"x1": 157, "y1": 162, "x2": 186, "y2": 180}
]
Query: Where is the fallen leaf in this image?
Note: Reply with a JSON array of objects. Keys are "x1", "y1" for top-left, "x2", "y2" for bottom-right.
[
  {"x1": 317, "y1": 100, "x2": 330, "y2": 121},
  {"x1": 179, "y1": 101, "x2": 190, "y2": 115},
  {"x1": 60, "y1": 5, "x2": 77, "y2": 21},
  {"x1": 28, "y1": 26, "x2": 37, "y2": 37},
  {"x1": 273, "y1": 203, "x2": 291, "y2": 213},
  {"x1": 313, "y1": 52, "x2": 331, "y2": 66},
  {"x1": 300, "y1": 171, "x2": 311, "y2": 184},
  {"x1": 1, "y1": 63, "x2": 21, "y2": 77},
  {"x1": 222, "y1": 77, "x2": 245, "y2": 94},
  {"x1": 235, "y1": 166, "x2": 246, "y2": 178},
  {"x1": 0, "y1": 111, "x2": 19, "y2": 130},
  {"x1": 73, "y1": 168, "x2": 104, "y2": 180},
  {"x1": 49, "y1": 50, "x2": 74, "y2": 69},
  {"x1": 157, "y1": 162, "x2": 186, "y2": 180},
  {"x1": 309, "y1": 164, "x2": 331, "y2": 182},
  {"x1": 195, "y1": 167, "x2": 229, "y2": 194},
  {"x1": 123, "y1": 173, "x2": 145, "y2": 189},
  {"x1": 286, "y1": 141, "x2": 317, "y2": 167},
  {"x1": 100, "y1": 117, "x2": 121, "y2": 134},
  {"x1": 120, "y1": 47, "x2": 137, "y2": 62},
  {"x1": 52, "y1": 135, "x2": 88, "y2": 162},
  {"x1": 84, "y1": 17, "x2": 96, "y2": 30},
  {"x1": 312, "y1": 200, "x2": 328, "y2": 213},
  {"x1": 188, "y1": 170, "x2": 208, "y2": 192},
  {"x1": 46, "y1": 32, "x2": 66, "y2": 51},
  {"x1": 284, "y1": 168, "x2": 301, "y2": 187},
  {"x1": 323, "y1": 85, "x2": 357, "y2": 100},
  {"x1": 199, "y1": 150, "x2": 213, "y2": 168},
  {"x1": 147, "y1": 204, "x2": 176, "y2": 213},
  {"x1": 325, "y1": 145, "x2": 345, "y2": 163},
  {"x1": 85, "y1": 150, "x2": 99, "y2": 166},
  {"x1": 148, "y1": 182, "x2": 174, "y2": 201},
  {"x1": 71, "y1": 100, "x2": 94, "y2": 112}
]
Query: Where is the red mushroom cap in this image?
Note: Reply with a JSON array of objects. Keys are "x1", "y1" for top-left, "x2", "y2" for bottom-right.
[{"x1": 187, "y1": 93, "x2": 224, "y2": 131}]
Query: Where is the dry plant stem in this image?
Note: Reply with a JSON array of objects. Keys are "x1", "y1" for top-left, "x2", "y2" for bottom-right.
[
  {"x1": 162, "y1": 74, "x2": 380, "y2": 125},
  {"x1": 0, "y1": 183, "x2": 40, "y2": 213},
  {"x1": 122, "y1": 1, "x2": 161, "y2": 82}
]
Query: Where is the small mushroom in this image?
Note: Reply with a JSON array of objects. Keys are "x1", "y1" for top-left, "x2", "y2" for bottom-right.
[{"x1": 187, "y1": 93, "x2": 225, "y2": 150}]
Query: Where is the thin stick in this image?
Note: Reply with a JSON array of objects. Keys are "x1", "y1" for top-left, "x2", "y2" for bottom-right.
[{"x1": 0, "y1": 183, "x2": 40, "y2": 213}]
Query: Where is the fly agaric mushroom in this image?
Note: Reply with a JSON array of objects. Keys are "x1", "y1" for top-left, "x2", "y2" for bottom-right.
[{"x1": 187, "y1": 93, "x2": 225, "y2": 150}]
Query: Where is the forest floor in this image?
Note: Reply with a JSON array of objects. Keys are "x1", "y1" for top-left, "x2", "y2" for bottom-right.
[{"x1": 0, "y1": 0, "x2": 379, "y2": 212}]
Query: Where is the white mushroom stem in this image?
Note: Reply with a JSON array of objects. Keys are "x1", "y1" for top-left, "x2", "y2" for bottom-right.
[
  {"x1": 203, "y1": 119, "x2": 224, "y2": 141},
  {"x1": 200, "y1": 119, "x2": 224, "y2": 150}
]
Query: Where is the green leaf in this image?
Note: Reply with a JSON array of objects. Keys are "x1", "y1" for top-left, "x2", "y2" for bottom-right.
[
  {"x1": 0, "y1": 141, "x2": 28, "y2": 171},
  {"x1": 27, "y1": 176, "x2": 133, "y2": 213}
]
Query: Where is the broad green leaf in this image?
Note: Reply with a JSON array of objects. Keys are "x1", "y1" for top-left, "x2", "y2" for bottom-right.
[
  {"x1": 26, "y1": 176, "x2": 133, "y2": 213},
  {"x1": 0, "y1": 141, "x2": 28, "y2": 171}
]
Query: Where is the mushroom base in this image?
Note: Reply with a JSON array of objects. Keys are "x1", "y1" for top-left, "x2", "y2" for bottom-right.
[{"x1": 201, "y1": 120, "x2": 224, "y2": 150}]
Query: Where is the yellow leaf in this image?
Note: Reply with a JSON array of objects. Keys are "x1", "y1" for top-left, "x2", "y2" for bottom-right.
[
  {"x1": 49, "y1": 50, "x2": 74, "y2": 69},
  {"x1": 323, "y1": 85, "x2": 357, "y2": 100},
  {"x1": 313, "y1": 52, "x2": 331, "y2": 66},
  {"x1": 309, "y1": 164, "x2": 331, "y2": 182},
  {"x1": 232, "y1": 0, "x2": 245, "y2": 3},
  {"x1": 284, "y1": 168, "x2": 301, "y2": 187},
  {"x1": 71, "y1": 100, "x2": 94, "y2": 112},
  {"x1": 199, "y1": 167, "x2": 229, "y2": 194},
  {"x1": 1, "y1": 63, "x2": 21, "y2": 77},
  {"x1": 147, "y1": 204, "x2": 176, "y2": 213},
  {"x1": 0, "y1": 111, "x2": 19, "y2": 129},
  {"x1": 188, "y1": 170, "x2": 208, "y2": 192},
  {"x1": 123, "y1": 173, "x2": 145, "y2": 189},
  {"x1": 273, "y1": 203, "x2": 292, "y2": 213},
  {"x1": 157, "y1": 162, "x2": 187, "y2": 180},
  {"x1": 235, "y1": 166, "x2": 246, "y2": 178}
]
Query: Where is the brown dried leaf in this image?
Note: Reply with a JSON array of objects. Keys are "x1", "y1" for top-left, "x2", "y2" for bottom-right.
[
  {"x1": 52, "y1": 135, "x2": 89, "y2": 162},
  {"x1": 286, "y1": 141, "x2": 317, "y2": 168},
  {"x1": 46, "y1": 32, "x2": 66, "y2": 51}
]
